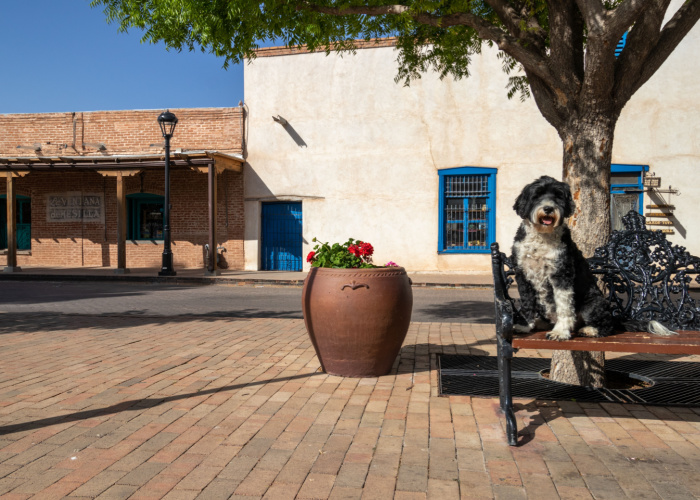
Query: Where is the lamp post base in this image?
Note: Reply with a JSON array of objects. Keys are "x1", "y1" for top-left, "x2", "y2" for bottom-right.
[{"x1": 159, "y1": 250, "x2": 176, "y2": 276}]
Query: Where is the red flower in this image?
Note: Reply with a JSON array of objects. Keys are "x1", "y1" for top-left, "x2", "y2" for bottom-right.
[
  {"x1": 348, "y1": 245, "x2": 361, "y2": 257},
  {"x1": 359, "y1": 242, "x2": 374, "y2": 257},
  {"x1": 306, "y1": 251, "x2": 315, "y2": 263}
]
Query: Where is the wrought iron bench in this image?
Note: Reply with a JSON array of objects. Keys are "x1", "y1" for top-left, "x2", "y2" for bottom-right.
[{"x1": 491, "y1": 210, "x2": 700, "y2": 446}]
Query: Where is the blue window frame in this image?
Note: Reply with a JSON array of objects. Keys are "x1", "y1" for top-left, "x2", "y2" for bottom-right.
[
  {"x1": 615, "y1": 31, "x2": 628, "y2": 57},
  {"x1": 127, "y1": 193, "x2": 164, "y2": 240},
  {"x1": 438, "y1": 167, "x2": 497, "y2": 253},
  {"x1": 611, "y1": 164, "x2": 648, "y2": 231}
]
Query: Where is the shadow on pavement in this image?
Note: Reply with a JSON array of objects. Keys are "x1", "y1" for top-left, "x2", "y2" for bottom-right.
[
  {"x1": 0, "y1": 283, "x2": 205, "y2": 305},
  {"x1": 0, "y1": 372, "x2": 319, "y2": 436},
  {"x1": 0, "y1": 311, "x2": 303, "y2": 334},
  {"x1": 415, "y1": 300, "x2": 495, "y2": 323}
]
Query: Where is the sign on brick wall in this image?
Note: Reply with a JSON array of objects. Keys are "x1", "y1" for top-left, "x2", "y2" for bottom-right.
[{"x1": 46, "y1": 192, "x2": 105, "y2": 223}]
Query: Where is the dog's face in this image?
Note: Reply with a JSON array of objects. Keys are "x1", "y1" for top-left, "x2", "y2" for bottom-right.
[{"x1": 513, "y1": 176, "x2": 575, "y2": 233}]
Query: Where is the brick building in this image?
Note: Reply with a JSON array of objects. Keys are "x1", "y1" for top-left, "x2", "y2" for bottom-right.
[{"x1": 0, "y1": 107, "x2": 245, "y2": 273}]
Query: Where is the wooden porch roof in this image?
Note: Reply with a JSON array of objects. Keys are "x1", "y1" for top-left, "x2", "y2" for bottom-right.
[{"x1": 0, "y1": 151, "x2": 244, "y2": 173}]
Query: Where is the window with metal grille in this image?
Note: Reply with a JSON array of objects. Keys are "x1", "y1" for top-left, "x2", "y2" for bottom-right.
[
  {"x1": 438, "y1": 168, "x2": 497, "y2": 253},
  {"x1": 610, "y1": 164, "x2": 647, "y2": 231}
]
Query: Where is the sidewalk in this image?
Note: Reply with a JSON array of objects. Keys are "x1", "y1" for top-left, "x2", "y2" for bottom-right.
[
  {"x1": 0, "y1": 312, "x2": 699, "y2": 499},
  {"x1": 0, "y1": 266, "x2": 493, "y2": 288}
]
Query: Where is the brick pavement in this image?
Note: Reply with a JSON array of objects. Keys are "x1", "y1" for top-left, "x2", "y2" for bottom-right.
[{"x1": 0, "y1": 313, "x2": 699, "y2": 499}]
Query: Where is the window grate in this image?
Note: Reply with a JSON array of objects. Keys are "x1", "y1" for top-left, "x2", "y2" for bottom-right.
[
  {"x1": 444, "y1": 175, "x2": 490, "y2": 197},
  {"x1": 443, "y1": 174, "x2": 492, "y2": 251}
]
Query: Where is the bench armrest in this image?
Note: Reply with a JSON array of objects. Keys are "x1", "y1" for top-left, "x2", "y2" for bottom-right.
[{"x1": 491, "y1": 243, "x2": 515, "y2": 342}]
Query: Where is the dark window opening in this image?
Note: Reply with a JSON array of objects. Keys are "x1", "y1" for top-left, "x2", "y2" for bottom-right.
[{"x1": 127, "y1": 194, "x2": 164, "y2": 240}]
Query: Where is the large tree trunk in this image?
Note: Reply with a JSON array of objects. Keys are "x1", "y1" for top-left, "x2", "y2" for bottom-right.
[{"x1": 550, "y1": 112, "x2": 616, "y2": 388}]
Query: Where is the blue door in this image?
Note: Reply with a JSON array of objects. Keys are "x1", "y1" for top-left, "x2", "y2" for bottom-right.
[{"x1": 261, "y1": 202, "x2": 303, "y2": 271}]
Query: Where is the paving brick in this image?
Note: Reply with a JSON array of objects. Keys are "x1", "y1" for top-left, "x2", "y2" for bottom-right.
[
  {"x1": 1, "y1": 313, "x2": 700, "y2": 500},
  {"x1": 396, "y1": 464, "x2": 428, "y2": 492},
  {"x1": 68, "y1": 470, "x2": 129, "y2": 497},
  {"x1": 234, "y1": 469, "x2": 278, "y2": 496},
  {"x1": 117, "y1": 462, "x2": 167, "y2": 487},
  {"x1": 94, "y1": 483, "x2": 140, "y2": 499},
  {"x1": 262, "y1": 482, "x2": 302, "y2": 500},
  {"x1": 296, "y1": 472, "x2": 336, "y2": 499}
]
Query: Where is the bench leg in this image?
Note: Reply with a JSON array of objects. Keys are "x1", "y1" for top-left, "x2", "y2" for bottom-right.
[{"x1": 498, "y1": 337, "x2": 518, "y2": 446}]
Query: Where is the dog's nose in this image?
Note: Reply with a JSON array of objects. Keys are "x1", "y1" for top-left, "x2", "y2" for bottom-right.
[{"x1": 543, "y1": 206, "x2": 555, "y2": 215}]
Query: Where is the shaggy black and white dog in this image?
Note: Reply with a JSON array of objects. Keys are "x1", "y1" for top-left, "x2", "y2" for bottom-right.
[{"x1": 511, "y1": 175, "x2": 675, "y2": 340}]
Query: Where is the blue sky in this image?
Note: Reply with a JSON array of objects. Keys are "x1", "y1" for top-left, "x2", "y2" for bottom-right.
[{"x1": 0, "y1": 1, "x2": 245, "y2": 114}]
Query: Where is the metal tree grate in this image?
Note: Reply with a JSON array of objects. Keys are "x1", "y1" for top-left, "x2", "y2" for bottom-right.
[{"x1": 438, "y1": 355, "x2": 700, "y2": 406}]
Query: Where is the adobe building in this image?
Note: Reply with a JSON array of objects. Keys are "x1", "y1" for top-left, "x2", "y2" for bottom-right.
[
  {"x1": 0, "y1": 107, "x2": 245, "y2": 273},
  {"x1": 243, "y1": 13, "x2": 700, "y2": 273}
]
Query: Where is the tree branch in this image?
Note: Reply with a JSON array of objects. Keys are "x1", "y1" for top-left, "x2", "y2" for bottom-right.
[
  {"x1": 297, "y1": 1, "x2": 559, "y2": 90},
  {"x1": 572, "y1": 0, "x2": 608, "y2": 33},
  {"x1": 482, "y1": 0, "x2": 545, "y2": 45},
  {"x1": 627, "y1": 0, "x2": 700, "y2": 99},
  {"x1": 606, "y1": 0, "x2": 653, "y2": 35},
  {"x1": 527, "y1": 72, "x2": 567, "y2": 131},
  {"x1": 547, "y1": 0, "x2": 584, "y2": 96},
  {"x1": 612, "y1": 0, "x2": 670, "y2": 109}
]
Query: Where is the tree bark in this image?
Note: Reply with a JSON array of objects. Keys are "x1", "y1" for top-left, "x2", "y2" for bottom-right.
[{"x1": 550, "y1": 112, "x2": 617, "y2": 388}]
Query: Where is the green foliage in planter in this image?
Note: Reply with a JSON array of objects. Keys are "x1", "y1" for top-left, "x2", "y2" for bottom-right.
[{"x1": 308, "y1": 238, "x2": 376, "y2": 268}]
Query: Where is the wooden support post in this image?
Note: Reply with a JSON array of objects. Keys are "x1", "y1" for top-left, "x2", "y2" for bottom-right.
[
  {"x1": 3, "y1": 173, "x2": 21, "y2": 273},
  {"x1": 205, "y1": 163, "x2": 220, "y2": 276},
  {"x1": 115, "y1": 171, "x2": 129, "y2": 274}
]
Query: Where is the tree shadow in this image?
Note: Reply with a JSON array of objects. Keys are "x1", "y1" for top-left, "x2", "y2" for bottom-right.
[
  {"x1": 0, "y1": 372, "x2": 318, "y2": 436},
  {"x1": 0, "y1": 310, "x2": 303, "y2": 335},
  {"x1": 513, "y1": 398, "x2": 700, "y2": 447},
  {"x1": 394, "y1": 342, "x2": 494, "y2": 375},
  {"x1": 0, "y1": 282, "x2": 205, "y2": 306},
  {"x1": 415, "y1": 300, "x2": 495, "y2": 324}
]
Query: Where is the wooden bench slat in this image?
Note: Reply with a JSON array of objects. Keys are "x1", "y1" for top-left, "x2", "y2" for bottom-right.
[{"x1": 512, "y1": 330, "x2": 700, "y2": 355}]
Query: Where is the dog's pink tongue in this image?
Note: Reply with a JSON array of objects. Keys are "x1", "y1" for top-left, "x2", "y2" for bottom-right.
[{"x1": 541, "y1": 217, "x2": 554, "y2": 225}]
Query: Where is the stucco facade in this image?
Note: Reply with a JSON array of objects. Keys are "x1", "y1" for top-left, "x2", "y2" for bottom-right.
[{"x1": 243, "y1": 20, "x2": 700, "y2": 273}]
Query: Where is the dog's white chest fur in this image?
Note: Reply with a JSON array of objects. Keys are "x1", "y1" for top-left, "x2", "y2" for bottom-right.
[{"x1": 513, "y1": 223, "x2": 567, "y2": 320}]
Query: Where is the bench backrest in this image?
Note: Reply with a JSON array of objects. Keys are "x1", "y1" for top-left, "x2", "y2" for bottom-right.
[{"x1": 491, "y1": 210, "x2": 700, "y2": 332}]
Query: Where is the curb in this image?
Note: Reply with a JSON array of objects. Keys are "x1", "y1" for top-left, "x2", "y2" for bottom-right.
[{"x1": 0, "y1": 273, "x2": 494, "y2": 289}]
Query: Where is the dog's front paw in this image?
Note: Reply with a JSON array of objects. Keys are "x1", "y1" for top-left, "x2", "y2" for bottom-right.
[
  {"x1": 514, "y1": 324, "x2": 532, "y2": 334},
  {"x1": 546, "y1": 329, "x2": 572, "y2": 341},
  {"x1": 578, "y1": 326, "x2": 601, "y2": 338}
]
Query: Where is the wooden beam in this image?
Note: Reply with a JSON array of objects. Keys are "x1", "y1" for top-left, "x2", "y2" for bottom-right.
[
  {"x1": 96, "y1": 169, "x2": 143, "y2": 177},
  {"x1": 205, "y1": 163, "x2": 219, "y2": 276},
  {"x1": 115, "y1": 172, "x2": 129, "y2": 274},
  {"x1": 3, "y1": 173, "x2": 21, "y2": 272},
  {"x1": 207, "y1": 153, "x2": 243, "y2": 173}
]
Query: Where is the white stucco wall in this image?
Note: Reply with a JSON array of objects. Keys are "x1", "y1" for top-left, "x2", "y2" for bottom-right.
[{"x1": 244, "y1": 13, "x2": 700, "y2": 273}]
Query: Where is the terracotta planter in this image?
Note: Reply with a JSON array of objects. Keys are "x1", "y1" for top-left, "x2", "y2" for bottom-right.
[{"x1": 302, "y1": 266, "x2": 413, "y2": 377}]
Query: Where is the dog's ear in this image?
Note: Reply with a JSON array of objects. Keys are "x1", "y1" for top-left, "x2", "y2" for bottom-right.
[
  {"x1": 561, "y1": 182, "x2": 575, "y2": 218},
  {"x1": 513, "y1": 183, "x2": 531, "y2": 218}
]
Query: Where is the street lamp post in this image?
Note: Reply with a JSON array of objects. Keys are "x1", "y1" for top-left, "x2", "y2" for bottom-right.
[{"x1": 157, "y1": 110, "x2": 178, "y2": 277}]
